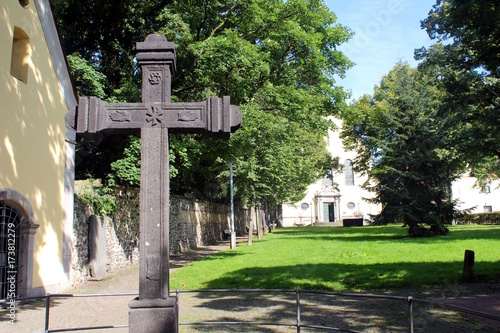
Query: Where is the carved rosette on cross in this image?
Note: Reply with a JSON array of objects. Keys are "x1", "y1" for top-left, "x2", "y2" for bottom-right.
[{"x1": 66, "y1": 34, "x2": 242, "y2": 333}]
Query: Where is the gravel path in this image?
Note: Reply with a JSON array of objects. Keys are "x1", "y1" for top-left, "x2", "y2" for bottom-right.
[{"x1": 1, "y1": 239, "x2": 499, "y2": 333}]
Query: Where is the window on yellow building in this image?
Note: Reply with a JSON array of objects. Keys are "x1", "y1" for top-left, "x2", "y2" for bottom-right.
[
  {"x1": 19, "y1": 0, "x2": 30, "y2": 8},
  {"x1": 10, "y1": 27, "x2": 30, "y2": 84}
]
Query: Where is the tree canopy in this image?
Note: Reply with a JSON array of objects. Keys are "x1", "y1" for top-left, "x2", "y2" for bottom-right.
[
  {"x1": 418, "y1": 0, "x2": 500, "y2": 186},
  {"x1": 53, "y1": 0, "x2": 353, "y2": 206},
  {"x1": 421, "y1": 0, "x2": 499, "y2": 74}
]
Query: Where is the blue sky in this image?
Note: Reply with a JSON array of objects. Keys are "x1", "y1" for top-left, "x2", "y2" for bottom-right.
[{"x1": 325, "y1": 0, "x2": 437, "y2": 100}]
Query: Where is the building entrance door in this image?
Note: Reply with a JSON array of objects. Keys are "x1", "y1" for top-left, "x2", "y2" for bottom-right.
[{"x1": 323, "y1": 202, "x2": 335, "y2": 222}]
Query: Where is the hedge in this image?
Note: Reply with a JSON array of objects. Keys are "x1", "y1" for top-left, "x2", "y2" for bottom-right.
[{"x1": 455, "y1": 212, "x2": 500, "y2": 225}]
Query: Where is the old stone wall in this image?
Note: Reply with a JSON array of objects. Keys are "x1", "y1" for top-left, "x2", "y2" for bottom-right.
[
  {"x1": 71, "y1": 198, "x2": 90, "y2": 288},
  {"x1": 71, "y1": 183, "x2": 251, "y2": 288},
  {"x1": 107, "y1": 187, "x2": 140, "y2": 270},
  {"x1": 169, "y1": 197, "x2": 250, "y2": 253}
]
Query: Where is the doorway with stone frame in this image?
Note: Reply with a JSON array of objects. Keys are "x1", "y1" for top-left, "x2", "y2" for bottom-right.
[
  {"x1": 315, "y1": 192, "x2": 341, "y2": 224},
  {"x1": 323, "y1": 202, "x2": 335, "y2": 223},
  {"x1": 0, "y1": 189, "x2": 38, "y2": 299}
]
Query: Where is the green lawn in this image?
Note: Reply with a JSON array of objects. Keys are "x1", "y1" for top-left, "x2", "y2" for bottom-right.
[{"x1": 170, "y1": 224, "x2": 500, "y2": 292}]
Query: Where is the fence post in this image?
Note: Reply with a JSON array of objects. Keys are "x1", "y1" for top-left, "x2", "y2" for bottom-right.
[
  {"x1": 296, "y1": 288, "x2": 301, "y2": 333},
  {"x1": 44, "y1": 293, "x2": 51, "y2": 332},
  {"x1": 176, "y1": 289, "x2": 180, "y2": 314},
  {"x1": 408, "y1": 296, "x2": 414, "y2": 333},
  {"x1": 176, "y1": 289, "x2": 180, "y2": 333}
]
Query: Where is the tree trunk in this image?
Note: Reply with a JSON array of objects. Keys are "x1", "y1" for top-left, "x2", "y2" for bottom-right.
[
  {"x1": 247, "y1": 203, "x2": 254, "y2": 246},
  {"x1": 262, "y1": 206, "x2": 269, "y2": 234},
  {"x1": 272, "y1": 205, "x2": 277, "y2": 232},
  {"x1": 257, "y1": 204, "x2": 263, "y2": 240}
]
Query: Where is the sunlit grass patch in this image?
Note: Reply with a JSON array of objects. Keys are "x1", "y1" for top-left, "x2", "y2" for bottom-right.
[{"x1": 170, "y1": 224, "x2": 500, "y2": 291}]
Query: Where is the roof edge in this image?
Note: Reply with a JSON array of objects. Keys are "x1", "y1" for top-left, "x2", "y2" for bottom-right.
[{"x1": 34, "y1": 0, "x2": 78, "y2": 114}]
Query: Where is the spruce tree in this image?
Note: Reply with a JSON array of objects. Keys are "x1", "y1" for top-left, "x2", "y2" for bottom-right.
[{"x1": 342, "y1": 62, "x2": 459, "y2": 236}]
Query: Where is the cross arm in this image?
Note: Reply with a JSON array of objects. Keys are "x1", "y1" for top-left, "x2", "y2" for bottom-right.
[{"x1": 66, "y1": 96, "x2": 242, "y2": 142}]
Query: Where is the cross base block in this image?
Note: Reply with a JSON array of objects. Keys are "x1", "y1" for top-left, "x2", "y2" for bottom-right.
[{"x1": 129, "y1": 297, "x2": 178, "y2": 333}]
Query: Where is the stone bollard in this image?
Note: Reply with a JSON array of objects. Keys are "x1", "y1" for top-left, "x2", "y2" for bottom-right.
[
  {"x1": 89, "y1": 215, "x2": 107, "y2": 278},
  {"x1": 463, "y1": 249, "x2": 474, "y2": 282}
]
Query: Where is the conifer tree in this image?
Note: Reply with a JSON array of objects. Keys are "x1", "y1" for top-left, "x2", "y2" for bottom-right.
[{"x1": 342, "y1": 63, "x2": 459, "y2": 236}]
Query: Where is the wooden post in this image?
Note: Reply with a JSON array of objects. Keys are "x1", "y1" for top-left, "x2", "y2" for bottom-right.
[{"x1": 463, "y1": 249, "x2": 474, "y2": 282}]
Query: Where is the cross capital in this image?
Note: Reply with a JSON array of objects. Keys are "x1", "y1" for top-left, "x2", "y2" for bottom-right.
[{"x1": 136, "y1": 34, "x2": 176, "y2": 73}]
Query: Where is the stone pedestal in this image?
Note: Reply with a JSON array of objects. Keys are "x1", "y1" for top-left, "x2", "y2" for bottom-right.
[{"x1": 129, "y1": 298, "x2": 178, "y2": 333}]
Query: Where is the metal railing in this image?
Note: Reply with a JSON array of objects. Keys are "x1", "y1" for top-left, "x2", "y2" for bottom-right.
[
  {"x1": 1, "y1": 288, "x2": 499, "y2": 332},
  {"x1": 1, "y1": 292, "x2": 137, "y2": 332},
  {"x1": 175, "y1": 288, "x2": 500, "y2": 333}
]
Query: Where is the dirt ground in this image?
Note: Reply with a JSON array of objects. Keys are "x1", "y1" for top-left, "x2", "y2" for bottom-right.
[{"x1": 1, "y1": 238, "x2": 499, "y2": 333}]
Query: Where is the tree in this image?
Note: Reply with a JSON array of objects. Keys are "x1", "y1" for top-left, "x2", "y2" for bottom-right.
[
  {"x1": 54, "y1": 0, "x2": 353, "y2": 208},
  {"x1": 418, "y1": 0, "x2": 500, "y2": 185},
  {"x1": 160, "y1": 0, "x2": 352, "y2": 207},
  {"x1": 227, "y1": 102, "x2": 332, "y2": 206},
  {"x1": 416, "y1": 43, "x2": 499, "y2": 184},
  {"x1": 52, "y1": 0, "x2": 170, "y2": 100},
  {"x1": 421, "y1": 0, "x2": 499, "y2": 75},
  {"x1": 341, "y1": 62, "x2": 460, "y2": 236},
  {"x1": 167, "y1": 0, "x2": 352, "y2": 207},
  {"x1": 52, "y1": 0, "x2": 163, "y2": 181}
]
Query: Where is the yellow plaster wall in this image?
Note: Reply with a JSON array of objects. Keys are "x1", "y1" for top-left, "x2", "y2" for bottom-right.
[{"x1": 1, "y1": 1, "x2": 69, "y2": 289}]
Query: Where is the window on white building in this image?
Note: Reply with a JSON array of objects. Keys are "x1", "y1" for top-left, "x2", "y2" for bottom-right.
[
  {"x1": 322, "y1": 168, "x2": 333, "y2": 187},
  {"x1": 344, "y1": 159, "x2": 354, "y2": 186},
  {"x1": 481, "y1": 185, "x2": 491, "y2": 194}
]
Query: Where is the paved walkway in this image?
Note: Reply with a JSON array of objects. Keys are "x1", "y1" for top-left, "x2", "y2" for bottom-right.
[{"x1": 1, "y1": 238, "x2": 499, "y2": 332}]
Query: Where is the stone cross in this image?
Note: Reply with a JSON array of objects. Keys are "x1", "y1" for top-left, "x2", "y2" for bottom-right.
[{"x1": 67, "y1": 34, "x2": 241, "y2": 333}]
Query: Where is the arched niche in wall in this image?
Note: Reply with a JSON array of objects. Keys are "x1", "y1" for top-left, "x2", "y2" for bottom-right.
[
  {"x1": 19, "y1": 0, "x2": 30, "y2": 8},
  {"x1": 10, "y1": 27, "x2": 30, "y2": 84}
]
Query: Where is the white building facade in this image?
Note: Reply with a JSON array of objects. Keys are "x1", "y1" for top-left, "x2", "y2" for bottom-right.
[
  {"x1": 453, "y1": 176, "x2": 499, "y2": 214},
  {"x1": 281, "y1": 118, "x2": 499, "y2": 227},
  {"x1": 281, "y1": 118, "x2": 381, "y2": 227}
]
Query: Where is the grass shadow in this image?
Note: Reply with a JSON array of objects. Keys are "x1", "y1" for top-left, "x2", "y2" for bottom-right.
[{"x1": 202, "y1": 261, "x2": 500, "y2": 291}]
